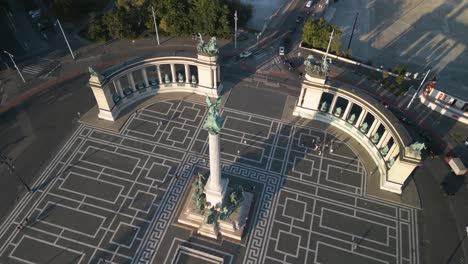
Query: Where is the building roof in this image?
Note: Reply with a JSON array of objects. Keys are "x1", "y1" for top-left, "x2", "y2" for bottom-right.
[{"x1": 435, "y1": 76, "x2": 468, "y2": 102}]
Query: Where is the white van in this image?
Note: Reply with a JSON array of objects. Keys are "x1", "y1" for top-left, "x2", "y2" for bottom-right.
[{"x1": 306, "y1": 1, "x2": 313, "y2": 8}]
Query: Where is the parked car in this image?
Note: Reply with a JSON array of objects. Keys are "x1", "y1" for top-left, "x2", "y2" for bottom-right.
[
  {"x1": 279, "y1": 46, "x2": 285, "y2": 56},
  {"x1": 239, "y1": 51, "x2": 252, "y2": 58},
  {"x1": 296, "y1": 16, "x2": 303, "y2": 23},
  {"x1": 306, "y1": 0, "x2": 313, "y2": 8}
]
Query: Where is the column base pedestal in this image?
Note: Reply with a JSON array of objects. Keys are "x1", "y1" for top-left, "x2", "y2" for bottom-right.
[
  {"x1": 178, "y1": 182, "x2": 254, "y2": 241},
  {"x1": 204, "y1": 177, "x2": 229, "y2": 209}
]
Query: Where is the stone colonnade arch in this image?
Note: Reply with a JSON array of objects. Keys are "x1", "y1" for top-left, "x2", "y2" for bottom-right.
[
  {"x1": 294, "y1": 75, "x2": 421, "y2": 194},
  {"x1": 88, "y1": 53, "x2": 221, "y2": 121}
]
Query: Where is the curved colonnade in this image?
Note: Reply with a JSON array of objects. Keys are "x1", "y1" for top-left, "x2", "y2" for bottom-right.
[
  {"x1": 87, "y1": 53, "x2": 421, "y2": 195},
  {"x1": 294, "y1": 75, "x2": 421, "y2": 194},
  {"x1": 89, "y1": 54, "x2": 221, "y2": 121}
]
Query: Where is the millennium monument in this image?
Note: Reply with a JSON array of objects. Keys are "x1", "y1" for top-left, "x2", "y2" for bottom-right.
[{"x1": 178, "y1": 97, "x2": 253, "y2": 240}]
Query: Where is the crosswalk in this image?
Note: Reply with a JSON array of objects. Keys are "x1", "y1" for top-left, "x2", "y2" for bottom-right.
[
  {"x1": 22, "y1": 58, "x2": 54, "y2": 76},
  {"x1": 255, "y1": 52, "x2": 268, "y2": 60}
]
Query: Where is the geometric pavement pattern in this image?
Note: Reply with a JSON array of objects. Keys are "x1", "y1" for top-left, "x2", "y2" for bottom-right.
[{"x1": 0, "y1": 99, "x2": 419, "y2": 264}]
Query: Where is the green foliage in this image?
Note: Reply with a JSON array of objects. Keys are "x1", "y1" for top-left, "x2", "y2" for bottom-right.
[
  {"x1": 48, "y1": 0, "x2": 108, "y2": 21},
  {"x1": 382, "y1": 70, "x2": 389, "y2": 81},
  {"x1": 192, "y1": 173, "x2": 206, "y2": 214},
  {"x1": 85, "y1": 0, "x2": 251, "y2": 42},
  {"x1": 224, "y1": 0, "x2": 253, "y2": 28},
  {"x1": 392, "y1": 64, "x2": 407, "y2": 76},
  {"x1": 189, "y1": 0, "x2": 231, "y2": 37},
  {"x1": 87, "y1": 13, "x2": 108, "y2": 42},
  {"x1": 395, "y1": 75, "x2": 405, "y2": 85},
  {"x1": 302, "y1": 18, "x2": 342, "y2": 53},
  {"x1": 339, "y1": 49, "x2": 352, "y2": 58}
]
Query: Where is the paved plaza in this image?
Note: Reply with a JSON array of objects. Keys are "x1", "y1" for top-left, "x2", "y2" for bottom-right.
[{"x1": 0, "y1": 99, "x2": 419, "y2": 263}]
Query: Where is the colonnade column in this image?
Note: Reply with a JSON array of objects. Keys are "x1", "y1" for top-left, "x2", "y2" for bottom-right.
[
  {"x1": 170, "y1": 64, "x2": 176, "y2": 82},
  {"x1": 157, "y1": 65, "x2": 163, "y2": 83},
  {"x1": 113, "y1": 80, "x2": 124, "y2": 97},
  {"x1": 185, "y1": 64, "x2": 190, "y2": 83},
  {"x1": 377, "y1": 131, "x2": 391, "y2": 148},
  {"x1": 385, "y1": 144, "x2": 399, "y2": 161},
  {"x1": 342, "y1": 101, "x2": 353, "y2": 120},
  {"x1": 355, "y1": 109, "x2": 367, "y2": 128},
  {"x1": 127, "y1": 73, "x2": 136, "y2": 91},
  {"x1": 141, "y1": 68, "x2": 149, "y2": 87},
  {"x1": 328, "y1": 95, "x2": 338, "y2": 114},
  {"x1": 367, "y1": 120, "x2": 381, "y2": 138}
]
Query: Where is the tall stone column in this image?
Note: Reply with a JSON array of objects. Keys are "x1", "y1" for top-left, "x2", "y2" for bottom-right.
[
  {"x1": 367, "y1": 119, "x2": 381, "y2": 137},
  {"x1": 328, "y1": 95, "x2": 338, "y2": 114},
  {"x1": 114, "y1": 80, "x2": 123, "y2": 97},
  {"x1": 128, "y1": 73, "x2": 136, "y2": 91},
  {"x1": 185, "y1": 64, "x2": 191, "y2": 83},
  {"x1": 343, "y1": 101, "x2": 353, "y2": 120},
  {"x1": 203, "y1": 97, "x2": 228, "y2": 208},
  {"x1": 355, "y1": 109, "x2": 367, "y2": 128},
  {"x1": 170, "y1": 64, "x2": 176, "y2": 83},
  {"x1": 141, "y1": 68, "x2": 149, "y2": 87},
  {"x1": 156, "y1": 65, "x2": 163, "y2": 83}
]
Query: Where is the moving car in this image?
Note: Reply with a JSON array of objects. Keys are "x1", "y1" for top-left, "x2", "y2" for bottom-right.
[
  {"x1": 279, "y1": 46, "x2": 285, "y2": 56},
  {"x1": 306, "y1": 1, "x2": 313, "y2": 8},
  {"x1": 239, "y1": 51, "x2": 252, "y2": 58}
]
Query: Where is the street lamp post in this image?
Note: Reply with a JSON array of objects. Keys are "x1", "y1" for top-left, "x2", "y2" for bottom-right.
[
  {"x1": 151, "y1": 6, "x2": 160, "y2": 46},
  {"x1": 234, "y1": 10, "x2": 238, "y2": 49},
  {"x1": 3, "y1": 51, "x2": 25, "y2": 83},
  {"x1": 406, "y1": 69, "x2": 430, "y2": 109},
  {"x1": 55, "y1": 19, "x2": 75, "y2": 60}
]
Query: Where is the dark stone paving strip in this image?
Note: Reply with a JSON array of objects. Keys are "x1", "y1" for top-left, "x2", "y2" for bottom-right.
[
  {"x1": 121, "y1": 138, "x2": 154, "y2": 152},
  {"x1": 60, "y1": 173, "x2": 123, "y2": 203},
  {"x1": 11, "y1": 236, "x2": 83, "y2": 264},
  {"x1": 356, "y1": 198, "x2": 398, "y2": 218},
  {"x1": 36, "y1": 203, "x2": 104, "y2": 236},
  {"x1": 223, "y1": 116, "x2": 270, "y2": 138},
  {"x1": 81, "y1": 147, "x2": 138, "y2": 173},
  {"x1": 321, "y1": 209, "x2": 388, "y2": 244},
  {"x1": 316, "y1": 243, "x2": 386, "y2": 264}
]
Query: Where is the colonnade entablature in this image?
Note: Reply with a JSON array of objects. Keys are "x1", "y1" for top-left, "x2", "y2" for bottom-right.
[
  {"x1": 88, "y1": 53, "x2": 221, "y2": 121},
  {"x1": 294, "y1": 76, "x2": 422, "y2": 194}
]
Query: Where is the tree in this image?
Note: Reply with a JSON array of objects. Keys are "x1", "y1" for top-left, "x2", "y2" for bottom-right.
[
  {"x1": 189, "y1": 0, "x2": 231, "y2": 37},
  {"x1": 103, "y1": 7, "x2": 142, "y2": 39},
  {"x1": 87, "y1": 13, "x2": 108, "y2": 42},
  {"x1": 392, "y1": 64, "x2": 407, "y2": 76},
  {"x1": 302, "y1": 18, "x2": 342, "y2": 53},
  {"x1": 224, "y1": 0, "x2": 252, "y2": 28}
]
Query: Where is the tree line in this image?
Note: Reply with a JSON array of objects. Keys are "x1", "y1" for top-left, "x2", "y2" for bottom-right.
[
  {"x1": 302, "y1": 18, "x2": 343, "y2": 55},
  {"x1": 87, "y1": 0, "x2": 252, "y2": 42}
]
